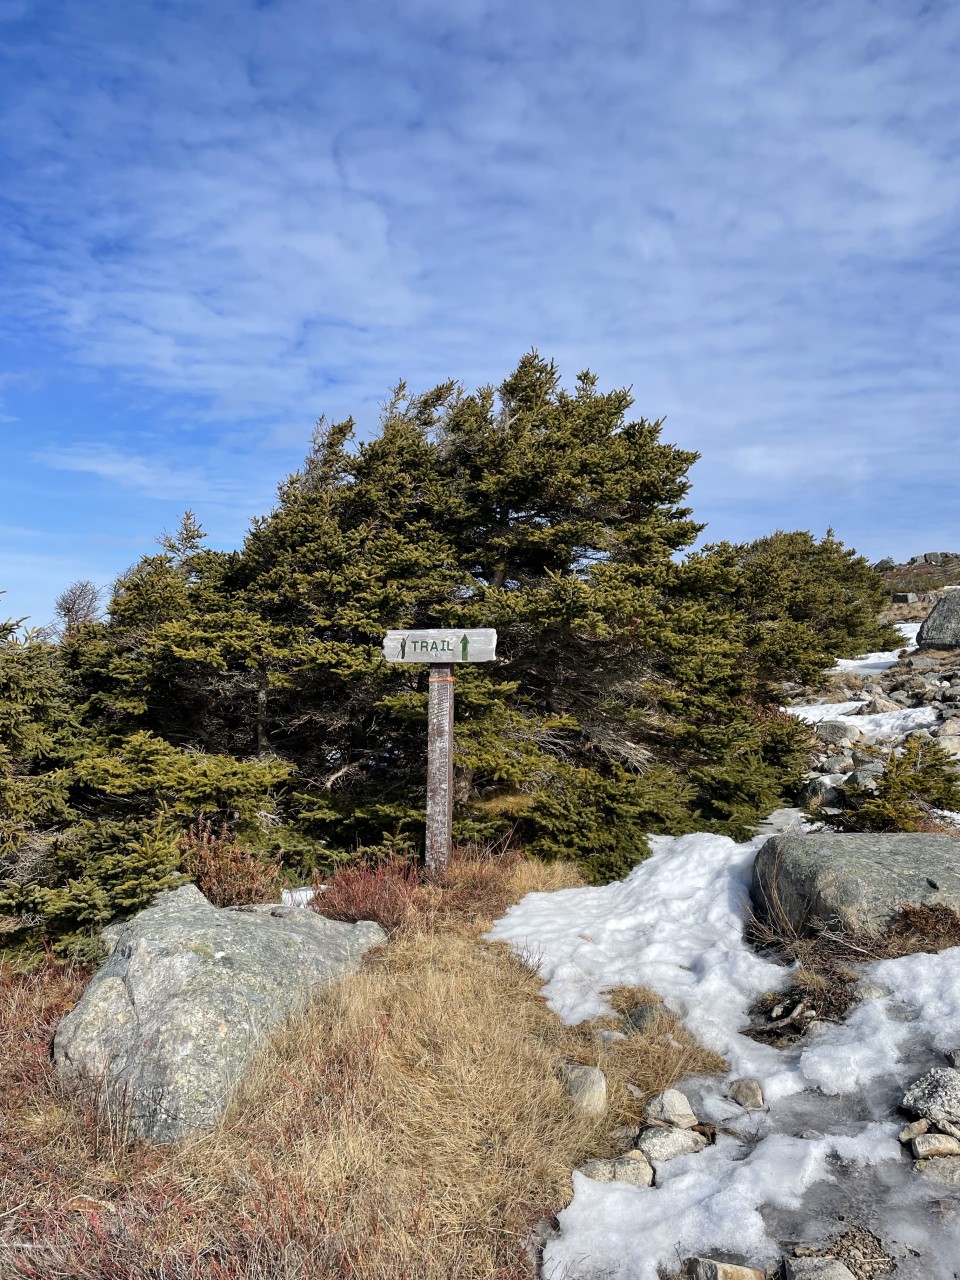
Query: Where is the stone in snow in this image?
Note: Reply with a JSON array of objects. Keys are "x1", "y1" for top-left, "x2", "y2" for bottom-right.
[
  {"x1": 53, "y1": 885, "x2": 386, "y2": 1142},
  {"x1": 902, "y1": 1067, "x2": 960, "y2": 1126},
  {"x1": 856, "y1": 694, "x2": 901, "y2": 714},
  {"x1": 938, "y1": 719, "x2": 960, "y2": 738},
  {"x1": 916, "y1": 1156, "x2": 960, "y2": 1187},
  {"x1": 918, "y1": 592, "x2": 960, "y2": 649},
  {"x1": 560, "y1": 1064, "x2": 607, "y2": 1115},
  {"x1": 635, "y1": 1125, "x2": 707, "y2": 1163},
  {"x1": 682, "y1": 1259, "x2": 765, "y2": 1280},
  {"x1": 801, "y1": 776, "x2": 845, "y2": 806},
  {"x1": 577, "y1": 1152, "x2": 653, "y2": 1188},
  {"x1": 727, "y1": 1078, "x2": 765, "y2": 1110},
  {"x1": 785, "y1": 1260, "x2": 857, "y2": 1280},
  {"x1": 642, "y1": 1087, "x2": 698, "y2": 1128},
  {"x1": 855, "y1": 981, "x2": 887, "y2": 1001},
  {"x1": 947, "y1": 1049, "x2": 960, "y2": 1068},
  {"x1": 898, "y1": 1119, "x2": 930, "y2": 1143},
  {"x1": 752, "y1": 833, "x2": 960, "y2": 939},
  {"x1": 912, "y1": 1132, "x2": 960, "y2": 1159}
]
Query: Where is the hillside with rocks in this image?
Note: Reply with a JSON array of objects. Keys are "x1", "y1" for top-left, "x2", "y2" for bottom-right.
[
  {"x1": 13, "y1": 576, "x2": 959, "y2": 1280},
  {"x1": 3, "y1": 371, "x2": 960, "y2": 1280}
]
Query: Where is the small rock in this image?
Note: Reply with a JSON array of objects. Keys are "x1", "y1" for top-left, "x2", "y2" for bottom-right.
[
  {"x1": 935, "y1": 1117, "x2": 960, "y2": 1142},
  {"x1": 855, "y1": 981, "x2": 887, "y2": 1001},
  {"x1": 898, "y1": 1118, "x2": 929, "y2": 1143},
  {"x1": 857, "y1": 694, "x2": 901, "y2": 714},
  {"x1": 902, "y1": 1067, "x2": 960, "y2": 1125},
  {"x1": 682, "y1": 1259, "x2": 765, "y2": 1280},
  {"x1": 635, "y1": 1125, "x2": 707, "y2": 1163},
  {"x1": 561, "y1": 1064, "x2": 607, "y2": 1116},
  {"x1": 938, "y1": 719, "x2": 960, "y2": 739},
  {"x1": 916, "y1": 1156, "x2": 960, "y2": 1186},
  {"x1": 819, "y1": 754, "x2": 854, "y2": 773},
  {"x1": 577, "y1": 1153, "x2": 653, "y2": 1188},
  {"x1": 728, "y1": 1078, "x2": 764, "y2": 1110},
  {"x1": 814, "y1": 721, "x2": 859, "y2": 746},
  {"x1": 607, "y1": 1123, "x2": 640, "y2": 1150},
  {"x1": 785, "y1": 1260, "x2": 857, "y2": 1280},
  {"x1": 912, "y1": 1132, "x2": 960, "y2": 1158},
  {"x1": 844, "y1": 768, "x2": 882, "y2": 793},
  {"x1": 642, "y1": 1087, "x2": 698, "y2": 1128},
  {"x1": 621, "y1": 1002, "x2": 658, "y2": 1035},
  {"x1": 801, "y1": 775, "x2": 845, "y2": 805}
]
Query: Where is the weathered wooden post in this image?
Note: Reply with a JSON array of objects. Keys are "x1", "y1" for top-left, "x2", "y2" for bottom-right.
[
  {"x1": 426, "y1": 663, "x2": 455, "y2": 874},
  {"x1": 382, "y1": 628, "x2": 497, "y2": 874}
]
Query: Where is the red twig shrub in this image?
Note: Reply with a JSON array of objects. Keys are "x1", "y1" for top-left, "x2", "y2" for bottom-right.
[
  {"x1": 310, "y1": 855, "x2": 423, "y2": 932},
  {"x1": 179, "y1": 819, "x2": 285, "y2": 907}
]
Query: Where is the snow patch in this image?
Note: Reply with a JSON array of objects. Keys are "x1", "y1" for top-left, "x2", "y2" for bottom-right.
[
  {"x1": 490, "y1": 823, "x2": 960, "y2": 1277},
  {"x1": 784, "y1": 703, "x2": 938, "y2": 740}
]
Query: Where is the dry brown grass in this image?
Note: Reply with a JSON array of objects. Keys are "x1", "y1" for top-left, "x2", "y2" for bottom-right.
[{"x1": 0, "y1": 849, "x2": 726, "y2": 1280}]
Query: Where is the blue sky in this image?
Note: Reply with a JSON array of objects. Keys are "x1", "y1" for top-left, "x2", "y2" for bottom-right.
[{"x1": 2, "y1": 0, "x2": 959, "y2": 625}]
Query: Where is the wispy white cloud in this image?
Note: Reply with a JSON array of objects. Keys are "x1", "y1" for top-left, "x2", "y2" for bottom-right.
[
  {"x1": 0, "y1": 0, "x2": 959, "y2": 619},
  {"x1": 36, "y1": 444, "x2": 243, "y2": 504}
]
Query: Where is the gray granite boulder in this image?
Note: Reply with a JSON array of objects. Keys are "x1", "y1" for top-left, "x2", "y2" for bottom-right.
[
  {"x1": 54, "y1": 885, "x2": 385, "y2": 1142},
  {"x1": 751, "y1": 832, "x2": 960, "y2": 938},
  {"x1": 918, "y1": 592, "x2": 960, "y2": 649}
]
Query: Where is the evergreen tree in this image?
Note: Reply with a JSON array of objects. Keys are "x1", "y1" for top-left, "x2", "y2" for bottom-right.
[
  {"x1": 71, "y1": 354, "x2": 805, "y2": 878},
  {"x1": 0, "y1": 617, "x2": 77, "y2": 882},
  {"x1": 687, "y1": 530, "x2": 901, "y2": 689},
  {"x1": 5, "y1": 355, "x2": 902, "y2": 944}
]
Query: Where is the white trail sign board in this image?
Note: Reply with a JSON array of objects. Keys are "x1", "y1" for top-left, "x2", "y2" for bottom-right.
[{"x1": 382, "y1": 628, "x2": 497, "y2": 664}]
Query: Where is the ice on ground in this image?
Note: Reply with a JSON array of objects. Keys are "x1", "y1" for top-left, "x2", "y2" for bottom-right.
[
  {"x1": 829, "y1": 622, "x2": 919, "y2": 676},
  {"x1": 490, "y1": 823, "x2": 960, "y2": 1278},
  {"x1": 280, "y1": 885, "x2": 316, "y2": 906},
  {"x1": 785, "y1": 699, "x2": 867, "y2": 721},
  {"x1": 784, "y1": 702, "x2": 939, "y2": 740},
  {"x1": 548, "y1": 1128, "x2": 898, "y2": 1280}
]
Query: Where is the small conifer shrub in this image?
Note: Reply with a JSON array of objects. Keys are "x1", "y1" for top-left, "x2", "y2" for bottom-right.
[{"x1": 824, "y1": 736, "x2": 960, "y2": 832}]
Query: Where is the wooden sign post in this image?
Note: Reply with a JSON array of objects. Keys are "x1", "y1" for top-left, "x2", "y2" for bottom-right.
[{"x1": 382, "y1": 628, "x2": 497, "y2": 873}]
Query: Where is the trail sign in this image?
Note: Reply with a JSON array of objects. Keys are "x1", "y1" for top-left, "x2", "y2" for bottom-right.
[
  {"x1": 382, "y1": 628, "x2": 497, "y2": 664},
  {"x1": 382, "y1": 627, "x2": 498, "y2": 873}
]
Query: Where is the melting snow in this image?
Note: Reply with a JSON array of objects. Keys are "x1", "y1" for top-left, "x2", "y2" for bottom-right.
[
  {"x1": 830, "y1": 622, "x2": 920, "y2": 676},
  {"x1": 490, "y1": 823, "x2": 960, "y2": 1275}
]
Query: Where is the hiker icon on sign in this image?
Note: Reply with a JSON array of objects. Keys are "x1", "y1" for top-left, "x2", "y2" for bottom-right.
[{"x1": 382, "y1": 628, "x2": 496, "y2": 664}]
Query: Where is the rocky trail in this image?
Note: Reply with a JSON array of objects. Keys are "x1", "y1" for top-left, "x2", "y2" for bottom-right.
[{"x1": 490, "y1": 590, "x2": 960, "y2": 1280}]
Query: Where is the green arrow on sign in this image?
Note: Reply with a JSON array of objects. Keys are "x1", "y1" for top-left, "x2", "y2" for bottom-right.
[{"x1": 460, "y1": 634, "x2": 469, "y2": 661}]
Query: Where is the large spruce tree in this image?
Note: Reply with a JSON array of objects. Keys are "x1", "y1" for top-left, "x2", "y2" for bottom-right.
[{"x1": 3, "y1": 354, "x2": 899, "y2": 955}]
